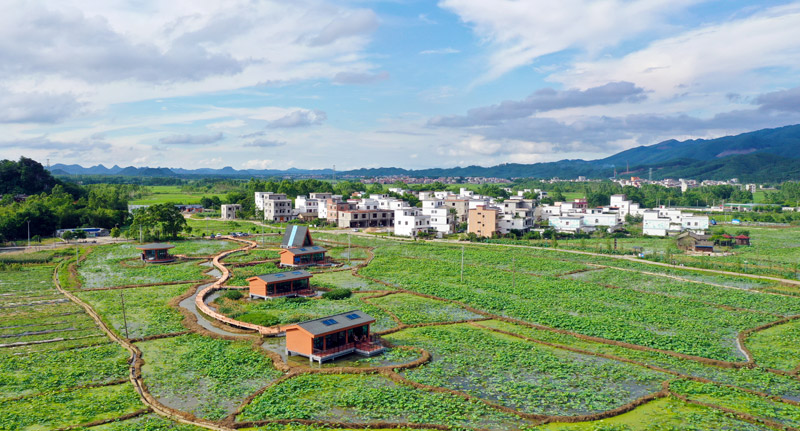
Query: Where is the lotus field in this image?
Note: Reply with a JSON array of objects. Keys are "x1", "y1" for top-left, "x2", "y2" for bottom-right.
[{"x1": 1, "y1": 227, "x2": 799, "y2": 430}]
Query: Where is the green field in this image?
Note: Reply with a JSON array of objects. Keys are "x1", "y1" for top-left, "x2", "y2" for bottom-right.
[
  {"x1": 4, "y1": 228, "x2": 800, "y2": 430},
  {"x1": 129, "y1": 185, "x2": 227, "y2": 205}
]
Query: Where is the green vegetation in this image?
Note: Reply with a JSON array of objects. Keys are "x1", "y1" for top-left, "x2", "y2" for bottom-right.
[
  {"x1": 76, "y1": 283, "x2": 194, "y2": 339},
  {"x1": 0, "y1": 384, "x2": 143, "y2": 430},
  {"x1": 227, "y1": 262, "x2": 291, "y2": 286},
  {"x1": 537, "y1": 396, "x2": 772, "y2": 430},
  {"x1": 79, "y1": 243, "x2": 209, "y2": 288},
  {"x1": 670, "y1": 379, "x2": 800, "y2": 428},
  {"x1": 313, "y1": 271, "x2": 388, "y2": 291},
  {"x1": 321, "y1": 288, "x2": 352, "y2": 300},
  {"x1": 223, "y1": 247, "x2": 281, "y2": 264},
  {"x1": 88, "y1": 414, "x2": 206, "y2": 430},
  {"x1": 239, "y1": 373, "x2": 532, "y2": 429},
  {"x1": 138, "y1": 334, "x2": 282, "y2": 420},
  {"x1": 215, "y1": 294, "x2": 396, "y2": 331},
  {"x1": 745, "y1": 320, "x2": 800, "y2": 372},
  {"x1": 388, "y1": 325, "x2": 667, "y2": 415},
  {"x1": 369, "y1": 293, "x2": 482, "y2": 325}
]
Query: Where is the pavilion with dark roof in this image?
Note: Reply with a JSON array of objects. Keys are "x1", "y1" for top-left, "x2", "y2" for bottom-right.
[
  {"x1": 281, "y1": 225, "x2": 314, "y2": 249},
  {"x1": 247, "y1": 270, "x2": 315, "y2": 299},
  {"x1": 283, "y1": 310, "x2": 385, "y2": 363},
  {"x1": 135, "y1": 243, "x2": 175, "y2": 263}
]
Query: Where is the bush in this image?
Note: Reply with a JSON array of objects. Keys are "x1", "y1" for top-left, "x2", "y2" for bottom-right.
[
  {"x1": 237, "y1": 311, "x2": 279, "y2": 327},
  {"x1": 285, "y1": 313, "x2": 315, "y2": 323},
  {"x1": 222, "y1": 289, "x2": 244, "y2": 300},
  {"x1": 322, "y1": 288, "x2": 352, "y2": 300}
]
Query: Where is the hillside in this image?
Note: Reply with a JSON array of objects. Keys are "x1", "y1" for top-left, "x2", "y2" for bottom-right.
[{"x1": 45, "y1": 124, "x2": 800, "y2": 182}]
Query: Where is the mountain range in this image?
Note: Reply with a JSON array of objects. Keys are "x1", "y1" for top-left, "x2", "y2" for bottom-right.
[{"x1": 48, "y1": 124, "x2": 800, "y2": 182}]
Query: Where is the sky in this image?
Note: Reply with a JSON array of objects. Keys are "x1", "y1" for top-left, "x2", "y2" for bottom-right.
[{"x1": 2, "y1": 0, "x2": 800, "y2": 171}]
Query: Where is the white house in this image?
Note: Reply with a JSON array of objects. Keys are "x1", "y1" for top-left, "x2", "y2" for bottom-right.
[
  {"x1": 548, "y1": 216, "x2": 585, "y2": 233},
  {"x1": 294, "y1": 196, "x2": 320, "y2": 216},
  {"x1": 394, "y1": 207, "x2": 431, "y2": 237},
  {"x1": 221, "y1": 204, "x2": 242, "y2": 220},
  {"x1": 642, "y1": 209, "x2": 708, "y2": 236},
  {"x1": 422, "y1": 199, "x2": 452, "y2": 234},
  {"x1": 257, "y1": 192, "x2": 294, "y2": 222}
]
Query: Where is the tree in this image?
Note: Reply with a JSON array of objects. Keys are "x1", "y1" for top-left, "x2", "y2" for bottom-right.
[
  {"x1": 74, "y1": 230, "x2": 88, "y2": 239},
  {"x1": 128, "y1": 203, "x2": 188, "y2": 240},
  {"x1": 110, "y1": 227, "x2": 121, "y2": 238},
  {"x1": 61, "y1": 231, "x2": 75, "y2": 242}
]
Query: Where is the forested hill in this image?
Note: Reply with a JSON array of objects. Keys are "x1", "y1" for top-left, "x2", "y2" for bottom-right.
[{"x1": 1, "y1": 157, "x2": 63, "y2": 195}]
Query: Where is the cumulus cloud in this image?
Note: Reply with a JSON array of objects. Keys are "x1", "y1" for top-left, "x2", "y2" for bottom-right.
[
  {"x1": 0, "y1": 88, "x2": 83, "y2": 123},
  {"x1": 243, "y1": 139, "x2": 286, "y2": 148},
  {"x1": 0, "y1": 3, "x2": 243, "y2": 84},
  {"x1": 267, "y1": 110, "x2": 327, "y2": 128},
  {"x1": 332, "y1": 71, "x2": 389, "y2": 85},
  {"x1": 429, "y1": 82, "x2": 646, "y2": 127},
  {"x1": 159, "y1": 132, "x2": 224, "y2": 145}
]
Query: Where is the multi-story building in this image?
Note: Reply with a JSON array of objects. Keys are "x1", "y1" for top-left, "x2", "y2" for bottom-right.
[
  {"x1": 318, "y1": 195, "x2": 342, "y2": 219},
  {"x1": 294, "y1": 196, "x2": 321, "y2": 217},
  {"x1": 337, "y1": 209, "x2": 394, "y2": 229},
  {"x1": 642, "y1": 209, "x2": 709, "y2": 236},
  {"x1": 468, "y1": 205, "x2": 499, "y2": 237},
  {"x1": 394, "y1": 207, "x2": 431, "y2": 237},
  {"x1": 325, "y1": 199, "x2": 353, "y2": 223},
  {"x1": 221, "y1": 204, "x2": 242, "y2": 220},
  {"x1": 421, "y1": 199, "x2": 453, "y2": 234},
  {"x1": 497, "y1": 198, "x2": 535, "y2": 233},
  {"x1": 445, "y1": 197, "x2": 470, "y2": 224},
  {"x1": 258, "y1": 192, "x2": 294, "y2": 222}
]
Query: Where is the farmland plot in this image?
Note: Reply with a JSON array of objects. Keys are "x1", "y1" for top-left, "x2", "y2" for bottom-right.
[
  {"x1": 745, "y1": 319, "x2": 800, "y2": 372},
  {"x1": 79, "y1": 244, "x2": 210, "y2": 288},
  {"x1": 238, "y1": 373, "x2": 533, "y2": 430},
  {"x1": 76, "y1": 283, "x2": 195, "y2": 339},
  {"x1": 369, "y1": 293, "x2": 483, "y2": 325},
  {"x1": 387, "y1": 325, "x2": 667, "y2": 415}
]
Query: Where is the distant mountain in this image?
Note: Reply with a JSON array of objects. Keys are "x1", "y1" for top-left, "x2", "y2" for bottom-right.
[
  {"x1": 599, "y1": 124, "x2": 800, "y2": 167},
  {"x1": 45, "y1": 124, "x2": 800, "y2": 182}
]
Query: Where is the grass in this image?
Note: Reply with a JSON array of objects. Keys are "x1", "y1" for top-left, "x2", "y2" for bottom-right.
[
  {"x1": 128, "y1": 185, "x2": 227, "y2": 205},
  {"x1": 75, "y1": 283, "x2": 195, "y2": 339},
  {"x1": 87, "y1": 414, "x2": 206, "y2": 430},
  {"x1": 138, "y1": 334, "x2": 283, "y2": 420}
]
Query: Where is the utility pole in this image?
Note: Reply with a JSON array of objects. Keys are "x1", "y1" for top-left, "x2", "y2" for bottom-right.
[
  {"x1": 460, "y1": 246, "x2": 465, "y2": 283},
  {"x1": 120, "y1": 292, "x2": 130, "y2": 339},
  {"x1": 348, "y1": 233, "x2": 351, "y2": 266},
  {"x1": 511, "y1": 257, "x2": 515, "y2": 290},
  {"x1": 27, "y1": 220, "x2": 30, "y2": 248}
]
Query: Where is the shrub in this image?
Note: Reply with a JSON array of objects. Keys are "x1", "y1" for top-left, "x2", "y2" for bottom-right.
[
  {"x1": 237, "y1": 311, "x2": 279, "y2": 327},
  {"x1": 285, "y1": 313, "x2": 315, "y2": 323},
  {"x1": 322, "y1": 288, "x2": 352, "y2": 300},
  {"x1": 222, "y1": 289, "x2": 244, "y2": 300}
]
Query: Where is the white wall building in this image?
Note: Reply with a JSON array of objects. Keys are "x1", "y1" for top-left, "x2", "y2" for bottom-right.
[
  {"x1": 257, "y1": 192, "x2": 294, "y2": 222},
  {"x1": 294, "y1": 196, "x2": 320, "y2": 216},
  {"x1": 394, "y1": 207, "x2": 432, "y2": 237},
  {"x1": 422, "y1": 199, "x2": 453, "y2": 234},
  {"x1": 642, "y1": 209, "x2": 708, "y2": 236},
  {"x1": 221, "y1": 204, "x2": 241, "y2": 220}
]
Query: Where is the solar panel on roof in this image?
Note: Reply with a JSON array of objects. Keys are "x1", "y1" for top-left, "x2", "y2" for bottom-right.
[
  {"x1": 299, "y1": 248, "x2": 307, "y2": 251},
  {"x1": 274, "y1": 274, "x2": 285, "y2": 278},
  {"x1": 321, "y1": 319, "x2": 338, "y2": 326},
  {"x1": 292, "y1": 271, "x2": 302, "y2": 274},
  {"x1": 345, "y1": 313, "x2": 360, "y2": 320}
]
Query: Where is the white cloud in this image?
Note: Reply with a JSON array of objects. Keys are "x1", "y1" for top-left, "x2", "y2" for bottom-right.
[
  {"x1": 242, "y1": 159, "x2": 274, "y2": 169},
  {"x1": 439, "y1": 0, "x2": 700, "y2": 84},
  {"x1": 207, "y1": 119, "x2": 246, "y2": 129},
  {"x1": 419, "y1": 48, "x2": 460, "y2": 55},
  {"x1": 556, "y1": 4, "x2": 800, "y2": 100}
]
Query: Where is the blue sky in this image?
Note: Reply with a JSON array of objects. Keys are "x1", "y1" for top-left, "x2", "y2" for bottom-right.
[{"x1": 2, "y1": 0, "x2": 800, "y2": 170}]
